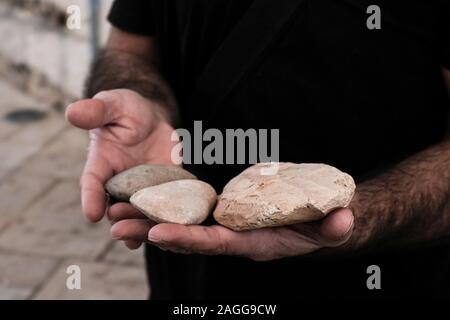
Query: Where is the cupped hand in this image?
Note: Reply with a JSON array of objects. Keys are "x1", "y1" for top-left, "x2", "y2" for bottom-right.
[
  {"x1": 110, "y1": 207, "x2": 354, "y2": 261},
  {"x1": 66, "y1": 89, "x2": 177, "y2": 249}
]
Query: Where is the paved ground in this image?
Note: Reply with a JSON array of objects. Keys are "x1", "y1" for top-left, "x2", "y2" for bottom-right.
[{"x1": 0, "y1": 80, "x2": 148, "y2": 300}]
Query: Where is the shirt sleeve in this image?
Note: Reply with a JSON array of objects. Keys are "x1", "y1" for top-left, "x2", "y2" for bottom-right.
[{"x1": 107, "y1": 0, "x2": 156, "y2": 36}]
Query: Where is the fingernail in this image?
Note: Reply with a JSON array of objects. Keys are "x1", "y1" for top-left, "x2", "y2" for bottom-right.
[
  {"x1": 342, "y1": 214, "x2": 355, "y2": 238},
  {"x1": 347, "y1": 214, "x2": 355, "y2": 232},
  {"x1": 111, "y1": 234, "x2": 121, "y2": 240},
  {"x1": 148, "y1": 231, "x2": 161, "y2": 243},
  {"x1": 110, "y1": 225, "x2": 121, "y2": 240}
]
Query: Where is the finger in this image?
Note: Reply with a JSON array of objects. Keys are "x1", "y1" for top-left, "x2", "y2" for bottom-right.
[
  {"x1": 111, "y1": 219, "x2": 155, "y2": 241},
  {"x1": 317, "y1": 208, "x2": 354, "y2": 246},
  {"x1": 80, "y1": 153, "x2": 113, "y2": 222},
  {"x1": 66, "y1": 89, "x2": 125, "y2": 130},
  {"x1": 107, "y1": 203, "x2": 147, "y2": 222},
  {"x1": 66, "y1": 98, "x2": 118, "y2": 130},
  {"x1": 124, "y1": 240, "x2": 143, "y2": 250},
  {"x1": 148, "y1": 224, "x2": 268, "y2": 258}
]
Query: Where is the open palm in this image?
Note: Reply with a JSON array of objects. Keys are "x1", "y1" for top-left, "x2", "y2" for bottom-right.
[{"x1": 66, "y1": 89, "x2": 177, "y2": 231}]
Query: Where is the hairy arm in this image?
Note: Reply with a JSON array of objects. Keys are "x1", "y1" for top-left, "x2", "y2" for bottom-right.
[
  {"x1": 85, "y1": 27, "x2": 178, "y2": 124},
  {"x1": 347, "y1": 70, "x2": 450, "y2": 251},
  {"x1": 348, "y1": 140, "x2": 450, "y2": 250}
]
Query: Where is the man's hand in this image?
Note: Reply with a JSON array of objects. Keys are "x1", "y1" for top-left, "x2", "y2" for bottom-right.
[
  {"x1": 110, "y1": 207, "x2": 354, "y2": 261},
  {"x1": 66, "y1": 89, "x2": 177, "y2": 249}
]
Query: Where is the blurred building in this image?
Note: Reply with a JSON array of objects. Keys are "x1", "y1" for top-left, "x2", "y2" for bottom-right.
[
  {"x1": 0, "y1": 0, "x2": 148, "y2": 300},
  {"x1": 0, "y1": 0, "x2": 113, "y2": 104}
]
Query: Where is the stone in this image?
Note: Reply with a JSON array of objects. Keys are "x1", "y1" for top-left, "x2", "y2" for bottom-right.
[
  {"x1": 130, "y1": 180, "x2": 217, "y2": 225},
  {"x1": 105, "y1": 164, "x2": 197, "y2": 201},
  {"x1": 213, "y1": 163, "x2": 355, "y2": 231}
]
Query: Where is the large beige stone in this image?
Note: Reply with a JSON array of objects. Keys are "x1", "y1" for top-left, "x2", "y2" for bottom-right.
[
  {"x1": 213, "y1": 163, "x2": 355, "y2": 231},
  {"x1": 105, "y1": 164, "x2": 197, "y2": 201},
  {"x1": 130, "y1": 180, "x2": 217, "y2": 225}
]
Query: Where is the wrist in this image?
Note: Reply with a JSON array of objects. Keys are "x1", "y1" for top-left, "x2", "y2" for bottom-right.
[{"x1": 344, "y1": 181, "x2": 389, "y2": 251}]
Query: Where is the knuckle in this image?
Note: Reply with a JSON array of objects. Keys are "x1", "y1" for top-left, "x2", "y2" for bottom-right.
[
  {"x1": 94, "y1": 89, "x2": 118, "y2": 100},
  {"x1": 208, "y1": 226, "x2": 229, "y2": 255},
  {"x1": 94, "y1": 90, "x2": 124, "y2": 113},
  {"x1": 216, "y1": 239, "x2": 229, "y2": 256}
]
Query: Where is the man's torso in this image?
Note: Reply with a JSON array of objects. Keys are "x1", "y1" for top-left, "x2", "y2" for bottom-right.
[{"x1": 109, "y1": 0, "x2": 450, "y2": 299}]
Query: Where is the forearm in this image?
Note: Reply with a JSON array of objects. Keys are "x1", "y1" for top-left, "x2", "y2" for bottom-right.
[
  {"x1": 348, "y1": 140, "x2": 450, "y2": 250},
  {"x1": 85, "y1": 49, "x2": 179, "y2": 124}
]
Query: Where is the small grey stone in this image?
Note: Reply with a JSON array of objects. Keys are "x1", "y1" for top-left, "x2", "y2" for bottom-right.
[
  {"x1": 130, "y1": 180, "x2": 217, "y2": 225},
  {"x1": 105, "y1": 164, "x2": 197, "y2": 201},
  {"x1": 213, "y1": 163, "x2": 355, "y2": 231}
]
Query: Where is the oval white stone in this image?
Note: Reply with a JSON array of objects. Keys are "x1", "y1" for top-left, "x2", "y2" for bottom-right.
[{"x1": 130, "y1": 179, "x2": 217, "y2": 225}]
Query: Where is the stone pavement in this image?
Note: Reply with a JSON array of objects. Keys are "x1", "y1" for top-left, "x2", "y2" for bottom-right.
[{"x1": 0, "y1": 80, "x2": 148, "y2": 300}]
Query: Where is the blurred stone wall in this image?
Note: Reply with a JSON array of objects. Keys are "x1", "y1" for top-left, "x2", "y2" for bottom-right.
[{"x1": 0, "y1": 0, "x2": 113, "y2": 105}]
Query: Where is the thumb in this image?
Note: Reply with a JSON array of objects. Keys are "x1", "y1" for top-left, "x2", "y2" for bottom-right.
[
  {"x1": 318, "y1": 208, "x2": 354, "y2": 247},
  {"x1": 66, "y1": 92, "x2": 121, "y2": 129}
]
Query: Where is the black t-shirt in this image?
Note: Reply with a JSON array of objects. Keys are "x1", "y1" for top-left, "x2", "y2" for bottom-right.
[{"x1": 108, "y1": 0, "x2": 450, "y2": 299}]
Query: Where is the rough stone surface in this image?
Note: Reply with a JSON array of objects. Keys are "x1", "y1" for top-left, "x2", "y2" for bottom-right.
[
  {"x1": 213, "y1": 163, "x2": 355, "y2": 231},
  {"x1": 130, "y1": 180, "x2": 217, "y2": 225},
  {"x1": 105, "y1": 164, "x2": 197, "y2": 201}
]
